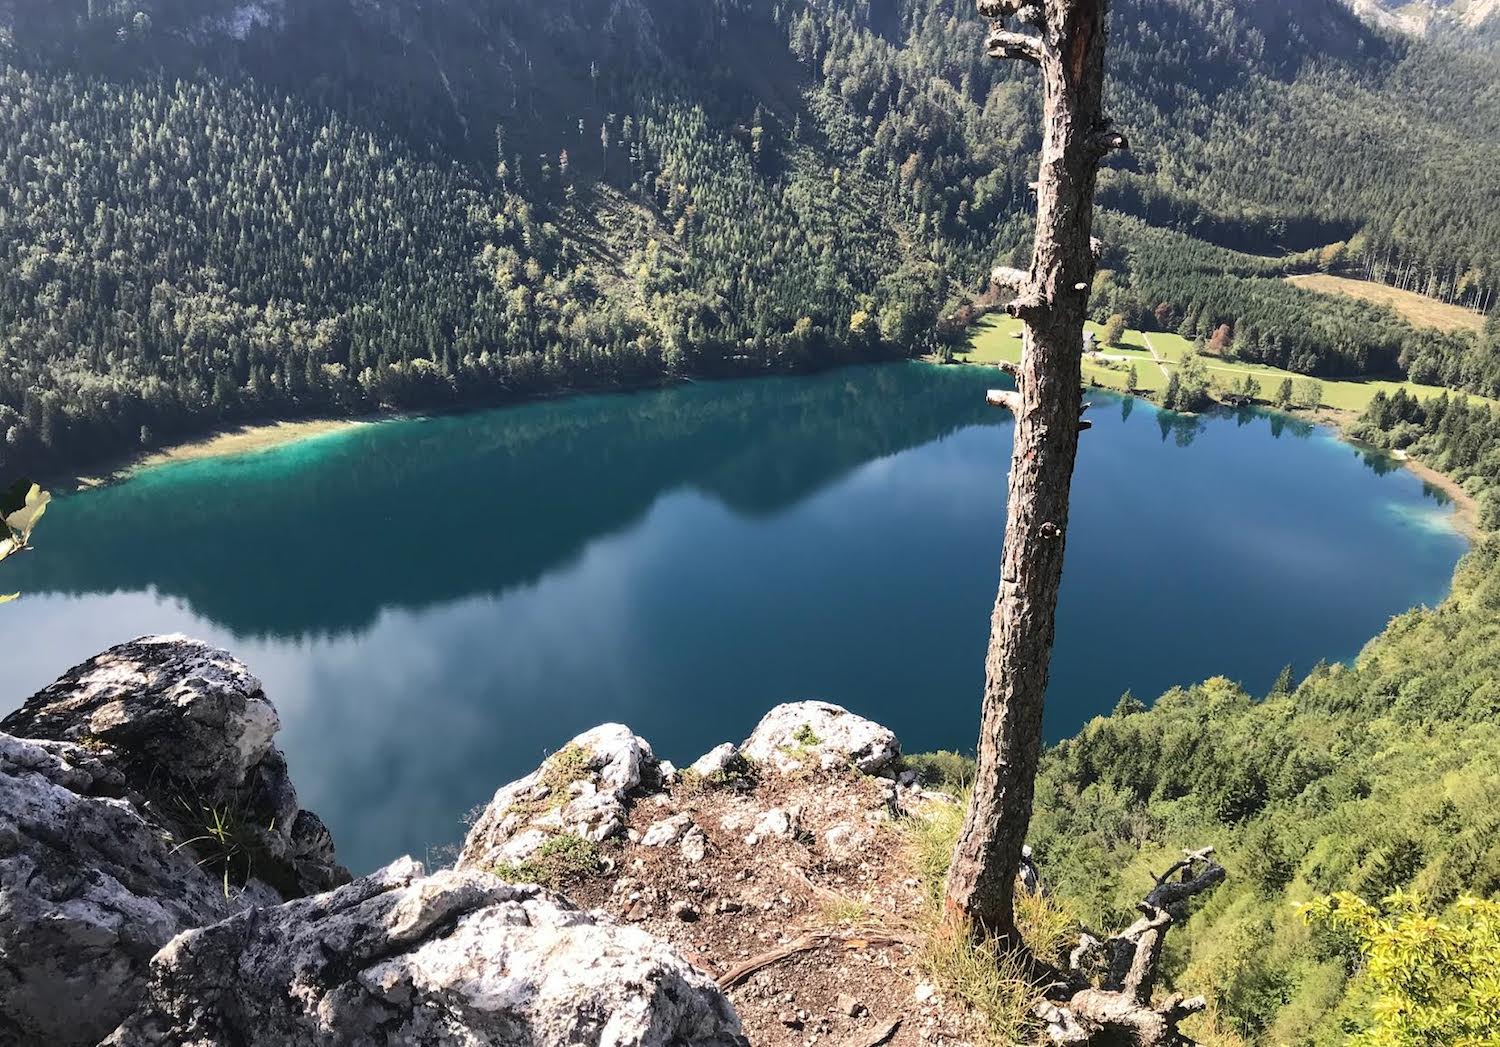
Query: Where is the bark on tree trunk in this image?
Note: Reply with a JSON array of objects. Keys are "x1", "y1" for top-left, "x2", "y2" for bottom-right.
[{"x1": 943, "y1": 0, "x2": 1124, "y2": 939}]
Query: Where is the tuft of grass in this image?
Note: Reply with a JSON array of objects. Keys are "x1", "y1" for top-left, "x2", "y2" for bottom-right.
[
  {"x1": 169, "y1": 796, "x2": 272, "y2": 898},
  {"x1": 676, "y1": 757, "x2": 758, "y2": 797},
  {"x1": 539, "y1": 743, "x2": 590, "y2": 793},
  {"x1": 901, "y1": 785, "x2": 1083, "y2": 1045},
  {"x1": 492, "y1": 832, "x2": 602, "y2": 890},
  {"x1": 922, "y1": 920, "x2": 1042, "y2": 1046},
  {"x1": 777, "y1": 723, "x2": 825, "y2": 765},
  {"x1": 507, "y1": 743, "x2": 593, "y2": 821},
  {"x1": 792, "y1": 723, "x2": 821, "y2": 747},
  {"x1": 903, "y1": 794, "x2": 967, "y2": 911},
  {"x1": 819, "y1": 891, "x2": 873, "y2": 926},
  {"x1": 1013, "y1": 886, "x2": 1078, "y2": 971}
]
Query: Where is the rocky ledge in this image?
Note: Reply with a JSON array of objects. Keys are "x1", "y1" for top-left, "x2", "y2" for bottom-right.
[
  {"x1": 2, "y1": 636, "x2": 958, "y2": 1046},
  {"x1": 104, "y1": 858, "x2": 742, "y2": 1047},
  {"x1": 453, "y1": 701, "x2": 971, "y2": 1044}
]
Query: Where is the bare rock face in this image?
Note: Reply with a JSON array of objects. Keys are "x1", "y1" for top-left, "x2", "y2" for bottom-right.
[
  {"x1": 687, "y1": 742, "x2": 745, "y2": 779},
  {"x1": 105, "y1": 858, "x2": 746, "y2": 1047},
  {"x1": 740, "y1": 701, "x2": 900, "y2": 776},
  {"x1": 459, "y1": 723, "x2": 662, "y2": 870},
  {"x1": 0, "y1": 635, "x2": 349, "y2": 1046},
  {"x1": 1, "y1": 634, "x2": 348, "y2": 897},
  {"x1": 0, "y1": 732, "x2": 240, "y2": 1046}
]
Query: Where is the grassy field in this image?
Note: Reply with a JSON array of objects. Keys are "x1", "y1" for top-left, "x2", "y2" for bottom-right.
[
  {"x1": 960, "y1": 314, "x2": 1494, "y2": 414},
  {"x1": 1287, "y1": 273, "x2": 1488, "y2": 335}
]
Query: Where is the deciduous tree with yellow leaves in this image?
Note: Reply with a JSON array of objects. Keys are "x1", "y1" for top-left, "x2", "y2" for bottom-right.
[{"x1": 1302, "y1": 891, "x2": 1500, "y2": 1046}]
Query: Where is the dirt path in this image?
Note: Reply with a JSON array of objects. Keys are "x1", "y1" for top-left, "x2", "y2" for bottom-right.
[{"x1": 1140, "y1": 332, "x2": 1171, "y2": 379}]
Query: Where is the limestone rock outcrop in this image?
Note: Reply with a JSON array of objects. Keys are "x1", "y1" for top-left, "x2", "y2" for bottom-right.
[
  {"x1": 687, "y1": 742, "x2": 744, "y2": 779},
  {"x1": 0, "y1": 732, "x2": 239, "y2": 1045},
  {"x1": 105, "y1": 857, "x2": 746, "y2": 1047},
  {"x1": 458, "y1": 723, "x2": 663, "y2": 870},
  {"x1": 740, "y1": 700, "x2": 900, "y2": 776},
  {"x1": 1, "y1": 639, "x2": 907, "y2": 1047},
  {"x1": 0, "y1": 635, "x2": 348, "y2": 1046},
  {"x1": 1, "y1": 634, "x2": 348, "y2": 898}
]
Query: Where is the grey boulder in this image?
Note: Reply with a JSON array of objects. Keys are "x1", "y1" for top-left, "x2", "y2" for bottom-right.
[
  {"x1": 459, "y1": 723, "x2": 662, "y2": 870},
  {"x1": 105, "y1": 857, "x2": 746, "y2": 1047},
  {"x1": 741, "y1": 701, "x2": 900, "y2": 776},
  {"x1": 1, "y1": 634, "x2": 348, "y2": 897},
  {"x1": 0, "y1": 732, "x2": 240, "y2": 1046}
]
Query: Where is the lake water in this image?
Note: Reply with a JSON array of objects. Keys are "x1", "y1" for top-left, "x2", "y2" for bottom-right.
[{"x1": 0, "y1": 363, "x2": 1467, "y2": 872}]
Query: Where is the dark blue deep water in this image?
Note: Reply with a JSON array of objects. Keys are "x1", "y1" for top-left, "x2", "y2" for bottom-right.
[{"x1": 0, "y1": 364, "x2": 1467, "y2": 871}]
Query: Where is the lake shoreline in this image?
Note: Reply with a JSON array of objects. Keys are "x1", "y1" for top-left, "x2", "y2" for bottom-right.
[
  {"x1": 69, "y1": 417, "x2": 383, "y2": 490},
  {"x1": 1299, "y1": 406, "x2": 1479, "y2": 540},
  {"x1": 69, "y1": 362, "x2": 1483, "y2": 542},
  {"x1": 60, "y1": 380, "x2": 693, "y2": 490},
  {"x1": 51, "y1": 359, "x2": 907, "y2": 491},
  {"x1": 936, "y1": 355, "x2": 1481, "y2": 540}
]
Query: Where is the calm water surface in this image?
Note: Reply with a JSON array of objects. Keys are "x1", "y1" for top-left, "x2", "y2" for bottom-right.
[{"x1": 0, "y1": 364, "x2": 1467, "y2": 871}]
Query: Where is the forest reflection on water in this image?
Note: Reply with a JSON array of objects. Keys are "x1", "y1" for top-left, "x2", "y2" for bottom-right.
[{"x1": 1, "y1": 363, "x2": 1467, "y2": 871}]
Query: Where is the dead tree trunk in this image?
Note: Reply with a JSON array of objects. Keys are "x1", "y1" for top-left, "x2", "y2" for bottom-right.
[
  {"x1": 1039, "y1": 848, "x2": 1226, "y2": 1045},
  {"x1": 944, "y1": 0, "x2": 1125, "y2": 939}
]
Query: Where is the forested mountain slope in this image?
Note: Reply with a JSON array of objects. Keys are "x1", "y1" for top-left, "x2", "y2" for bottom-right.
[
  {"x1": 1028, "y1": 536, "x2": 1500, "y2": 1042},
  {"x1": 0, "y1": 0, "x2": 1496, "y2": 478}
]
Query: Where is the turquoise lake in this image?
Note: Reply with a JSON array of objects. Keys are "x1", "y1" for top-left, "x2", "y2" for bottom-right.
[{"x1": 0, "y1": 363, "x2": 1468, "y2": 872}]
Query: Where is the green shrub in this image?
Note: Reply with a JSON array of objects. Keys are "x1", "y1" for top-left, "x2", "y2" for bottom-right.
[{"x1": 491, "y1": 833, "x2": 601, "y2": 889}]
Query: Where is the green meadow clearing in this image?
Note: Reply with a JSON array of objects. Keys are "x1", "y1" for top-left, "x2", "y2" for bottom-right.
[{"x1": 959, "y1": 314, "x2": 1494, "y2": 414}]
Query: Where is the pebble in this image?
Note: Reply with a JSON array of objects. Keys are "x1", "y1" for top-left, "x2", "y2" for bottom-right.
[
  {"x1": 680, "y1": 828, "x2": 708, "y2": 864},
  {"x1": 914, "y1": 982, "x2": 936, "y2": 1003},
  {"x1": 673, "y1": 901, "x2": 699, "y2": 922},
  {"x1": 837, "y1": 993, "x2": 865, "y2": 1017}
]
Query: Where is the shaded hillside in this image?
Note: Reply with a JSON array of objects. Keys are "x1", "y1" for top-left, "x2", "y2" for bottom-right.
[{"x1": 0, "y1": 0, "x2": 1496, "y2": 480}]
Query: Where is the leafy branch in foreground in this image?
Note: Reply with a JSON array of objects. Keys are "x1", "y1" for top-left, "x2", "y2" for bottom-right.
[
  {"x1": 1302, "y1": 891, "x2": 1500, "y2": 1047},
  {"x1": 0, "y1": 478, "x2": 50, "y2": 604}
]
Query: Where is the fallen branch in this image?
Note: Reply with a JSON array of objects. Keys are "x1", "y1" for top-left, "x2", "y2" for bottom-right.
[
  {"x1": 717, "y1": 930, "x2": 912, "y2": 990},
  {"x1": 1036, "y1": 847, "x2": 1226, "y2": 1045}
]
